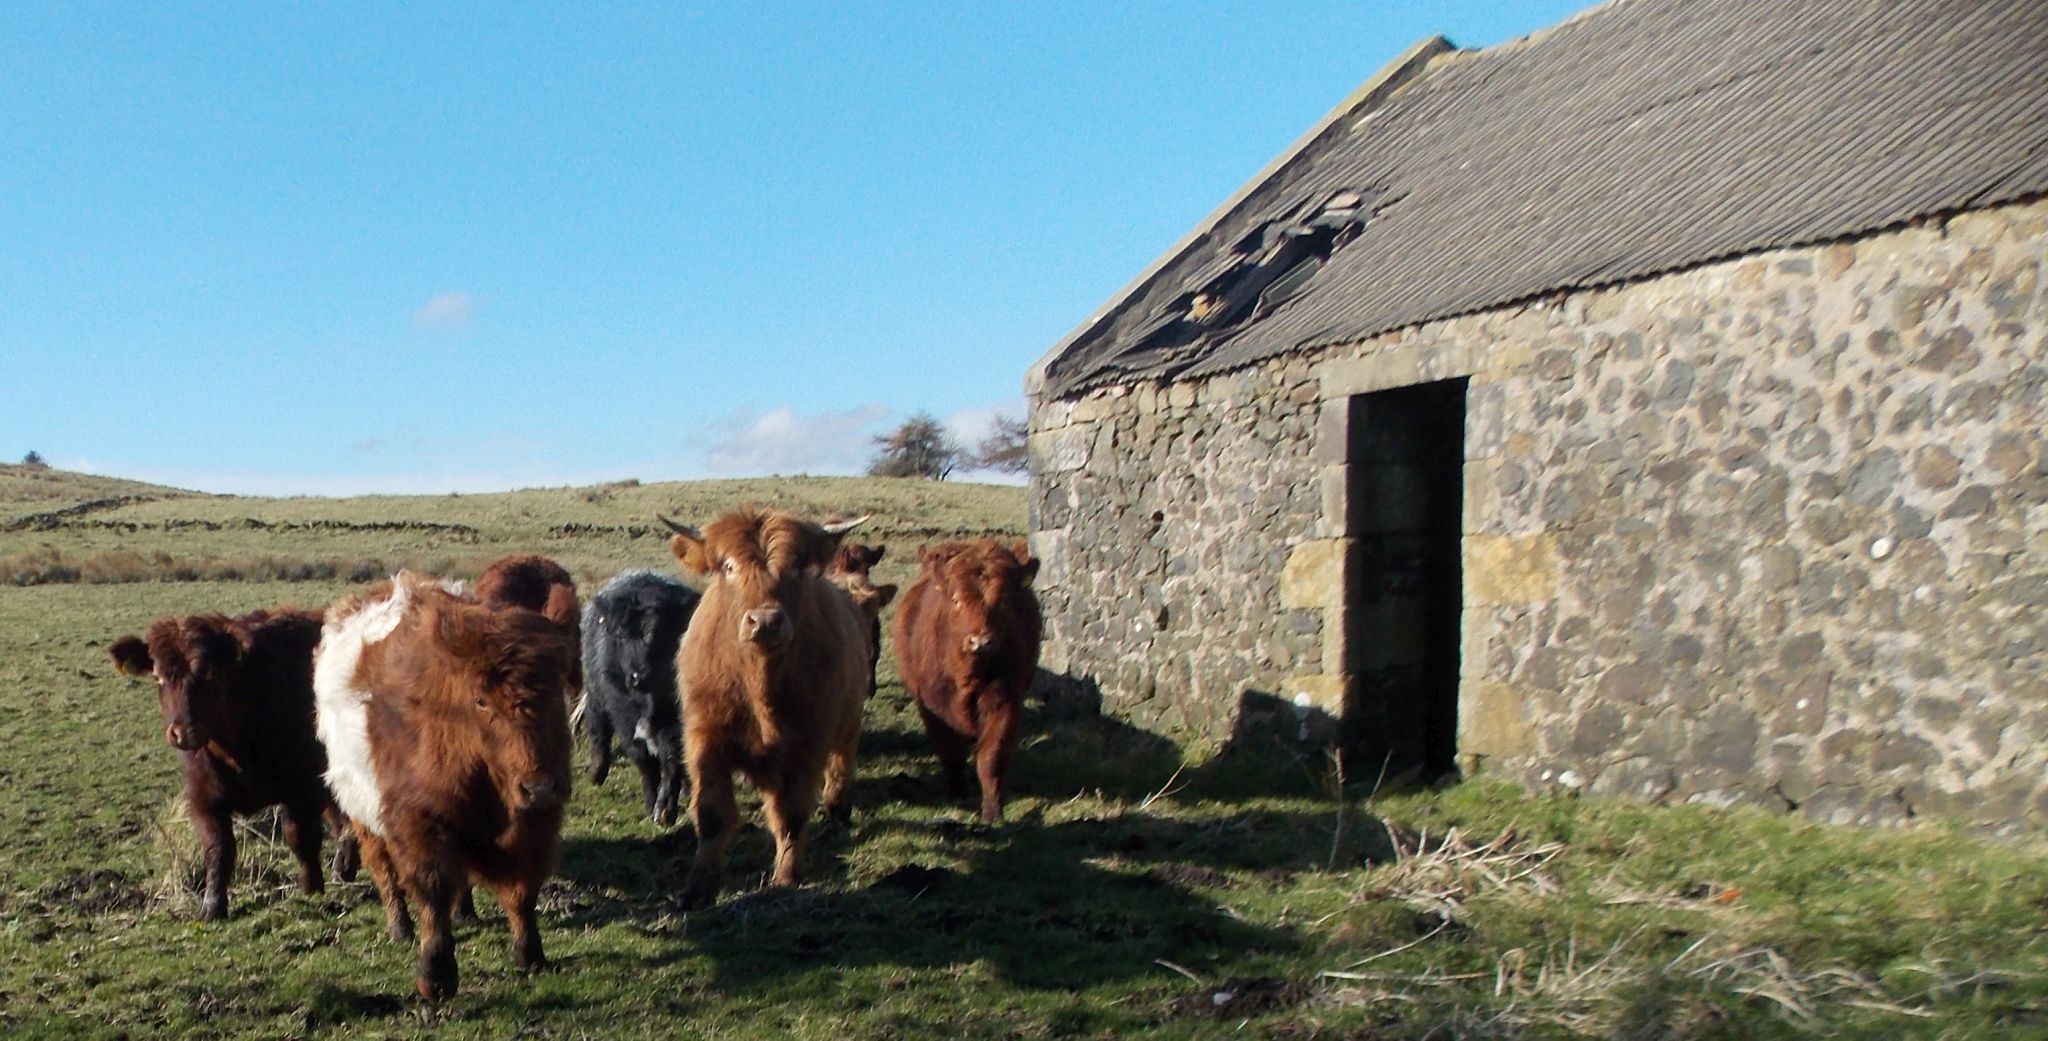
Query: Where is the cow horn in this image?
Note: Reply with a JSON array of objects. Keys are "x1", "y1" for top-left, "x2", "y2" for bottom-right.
[
  {"x1": 655, "y1": 514, "x2": 700, "y2": 538},
  {"x1": 822, "y1": 515, "x2": 869, "y2": 536}
]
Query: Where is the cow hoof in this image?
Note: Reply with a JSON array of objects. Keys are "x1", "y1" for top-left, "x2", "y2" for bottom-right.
[
  {"x1": 678, "y1": 881, "x2": 719, "y2": 912},
  {"x1": 198, "y1": 899, "x2": 227, "y2": 922},
  {"x1": 416, "y1": 976, "x2": 453, "y2": 1002}
]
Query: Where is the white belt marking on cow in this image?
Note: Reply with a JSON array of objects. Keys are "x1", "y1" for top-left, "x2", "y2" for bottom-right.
[{"x1": 312, "y1": 577, "x2": 418, "y2": 836}]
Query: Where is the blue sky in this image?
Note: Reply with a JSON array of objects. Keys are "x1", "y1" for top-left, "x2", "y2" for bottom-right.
[{"x1": 2, "y1": 1, "x2": 1585, "y2": 496}]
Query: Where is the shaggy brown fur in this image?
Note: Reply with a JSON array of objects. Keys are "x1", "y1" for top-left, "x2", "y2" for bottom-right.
[
  {"x1": 476, "y1": 553, "x2": 583, "y2": 695},
  {"x1": 661, "y1": 508, "x2": 870, "y2": 909},
  {"x1": 330, "y1": 574, "x2": 575, "y2": 1001},
  {"x1": 893, "y1": 539, "x2": 1042, "y2": 823},
  {"x1": 109, "y1": 608, "x2": 355, "y2": 921}
]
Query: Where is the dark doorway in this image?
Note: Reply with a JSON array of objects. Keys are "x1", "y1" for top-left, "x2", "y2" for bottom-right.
[{"x1": 1342, "y1": 378, "x2": 1465, "y2": 786}]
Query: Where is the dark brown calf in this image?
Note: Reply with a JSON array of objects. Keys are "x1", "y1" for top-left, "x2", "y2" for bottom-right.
[
  {"x1": 110, "y1": 608, "x2": 355, "y2": 920},
  {"x1": 314, "y1": 572, "x2": 575, "y2": 1000},
  {"x1": 893, "y1": 539, "x2": 1041, "y2": 823},
  {"x1": 827, "y1": 541, "x2": 897, "y2": 701},
  {"x1": 661, "y1": 509, "x2": 869, "y2": 909}
]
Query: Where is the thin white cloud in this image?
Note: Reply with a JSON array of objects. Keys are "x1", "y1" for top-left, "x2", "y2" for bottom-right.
[
  {"x1": 410, "y1": 291, "x2": 475, "y2": 331},
  {"x1": 704, "y1": 404, "x2": 891, "y2": 476}
]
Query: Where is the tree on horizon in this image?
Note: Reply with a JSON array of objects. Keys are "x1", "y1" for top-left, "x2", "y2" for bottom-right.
[{"x1": 867, "y1": 413, "x2": 961, "y2": 480}]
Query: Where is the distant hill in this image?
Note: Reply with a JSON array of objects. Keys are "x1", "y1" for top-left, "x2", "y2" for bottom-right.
[
  {"x1": 0, "y1": 464, "x2": 204, "y2": 511},
  {"x1": 0, "y1": 467, "x2": 1024, "y2": 589}
]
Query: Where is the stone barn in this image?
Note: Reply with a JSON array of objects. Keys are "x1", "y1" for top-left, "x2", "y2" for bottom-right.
[{"x1": 1024, "y1": 0, "x2": 2048, "y2": 828}]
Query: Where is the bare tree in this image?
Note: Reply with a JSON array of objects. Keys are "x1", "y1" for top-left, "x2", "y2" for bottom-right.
[
  {"x1": 974, "y1": 415, "x2": 1028, "y2": 474},
  {"x1": 868, "y1": 413, "x2": 961, "y2": 480}
]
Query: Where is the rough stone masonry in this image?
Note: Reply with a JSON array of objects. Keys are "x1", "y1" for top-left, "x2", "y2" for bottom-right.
[{"x1": 1029, "y1": 196, "x2": 2047, "y2": 831}]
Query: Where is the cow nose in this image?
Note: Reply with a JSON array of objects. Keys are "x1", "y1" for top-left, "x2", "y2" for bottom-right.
[
  {"x1": 964, "y1": 633, "x2": 995, "y2": 657},
  {"x1": 165, "y1": 723, "x2": 205, "y2": 750},
  {"x1": 741, "y1": 607, "x2": 790, "y2": 646},
  {"x1": 519, "y1": 776, "x2": 565, "y2": 810}
]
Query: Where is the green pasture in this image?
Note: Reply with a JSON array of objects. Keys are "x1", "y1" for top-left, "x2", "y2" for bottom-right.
[{"x1": 0, "y1": 466, "x2": 2042, "y2": 1039}]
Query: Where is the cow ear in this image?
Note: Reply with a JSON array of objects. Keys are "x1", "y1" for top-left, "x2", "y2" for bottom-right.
[
  {"x1": 871, "y1": 583, "x2": 898, "y2": 610},
  {"x1": 869, "y1": 545, "x2": 886, "y2": 566},
  {"x1": 542, "y1": 585, "x2": 579, "y2": 629},
  {"x1": 669, "y1": 533, "x2": 711, "y2": 575},
  {"x1": 109, "y1": 635, "x2": 152, "y2": 677},
  {"x1": 814, "y1": 515, "x2": 868, "y2": 569},
  {"x1": 658, "y1": 516, "x2": 711, "y2": 575},
  {"x1": 1018, "y1": 558, "x2": 1040, "y2": 587}
]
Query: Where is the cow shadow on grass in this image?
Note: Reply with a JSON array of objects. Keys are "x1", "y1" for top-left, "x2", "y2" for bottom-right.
[{"x1": 672, "y1": 804, "x2": 1353, "y2": 995}]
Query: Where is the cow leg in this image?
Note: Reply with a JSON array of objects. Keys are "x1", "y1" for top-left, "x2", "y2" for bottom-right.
[
  {"x1": 974, "y1": 698, "x2": 1020, "y2": 824},
  {"x1": 625, "y1": 739, "x2": 662, "y2": 821},
  {"x1": 653, "y1": 731, "x2": 685, "y2": 828},
  {"x1": 681, "y1": 753, "x2": 738, "y2": 911},
  {"x1": 761, "y1": 778, "x2": 818, "y2": 889},
  {"x1": 407, "y1": 865, "x2": 461, "y2": 1001},
  {"x1": 455, "y1": 886, "x2": 480, "y2": 926},
  {"x1": 492, "y1": 878, "x2": 546, "y2": 972},
  {"x1": 586, "y1": 707, "x2": 615, "y2": 786},
  {"x1": 189, "y1": 805, "x2": 237, "y2": 922},
  {"x1": 916, "y1": 703, "x2": 972, "y2": 801},
  {"x1": 325, "y1": 805, "x2": 360, "y2": 883},
  {"x1": 820, "y1": 718, "x2": 861, "y2": 826},
  {"x1": 359, "y1": 831, "x2": 413, "y2": 943},
  {"x1": 283, "y1": 801, "x2": 326, "y2": 895}
]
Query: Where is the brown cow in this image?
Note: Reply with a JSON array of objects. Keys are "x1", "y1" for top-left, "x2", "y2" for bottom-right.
[
  {"x1": 827, "y1": 541, "x2": 897, "y2": 701},
  {"x1": 313, "y1": 572, "x2": 575, "y2": 1000},
  {"x1": 893, "y1": 539, "x2": 1041, "y2": 823},
  {"x1": 109, "y1": 607, "x2": 356, "y2": 921},
  {"x1": 476, "y1": 553, "x2": 583, "y2": 697},
  {"x1": 660, "y1": 509, "x2": 869, "y2": 909}
]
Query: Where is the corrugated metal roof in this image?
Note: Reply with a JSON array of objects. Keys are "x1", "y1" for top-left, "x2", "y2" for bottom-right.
[{"x1": 1035, "y1": 0, "x2": 2048, "y2": 401}]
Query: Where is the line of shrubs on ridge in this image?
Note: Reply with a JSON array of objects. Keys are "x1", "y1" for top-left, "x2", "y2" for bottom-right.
[{"x1": 2, "y1": 547, "x2": 413, "y2": 587}]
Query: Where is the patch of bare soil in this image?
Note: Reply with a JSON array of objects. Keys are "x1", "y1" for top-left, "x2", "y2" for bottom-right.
[{"x1": 38, "y1": 868, "x2": 148, "y2": 915}]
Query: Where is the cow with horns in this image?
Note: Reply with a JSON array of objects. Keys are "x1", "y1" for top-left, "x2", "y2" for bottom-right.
[{"x1": 659, "y1": 509, "x2": 870, "y2": 909}]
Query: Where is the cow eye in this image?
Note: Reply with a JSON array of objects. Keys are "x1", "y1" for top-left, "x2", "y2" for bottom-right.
[
  {"x1": 473, "y1": 696, "x2": 489, "y2": 711},
  {"x1": 721, "y1": 559, "x2": 738, "y2": 577}
]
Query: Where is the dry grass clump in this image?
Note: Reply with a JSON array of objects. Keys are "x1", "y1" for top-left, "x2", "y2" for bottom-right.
[
  {"x1": 2, "y1": 546, "x2": 399, "y2": 586},
  {"x1": 147, "y1": 797, "x2": 325, "y2": 917}
]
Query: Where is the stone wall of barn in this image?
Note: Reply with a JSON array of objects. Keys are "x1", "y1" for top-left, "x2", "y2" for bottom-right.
[{"x1": 1028, "y1": 195, "x2": 2048, "y2": 829}]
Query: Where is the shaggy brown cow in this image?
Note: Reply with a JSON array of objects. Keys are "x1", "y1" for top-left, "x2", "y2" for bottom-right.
[
  {"x1": 476, "y1": 553, "x2": 583, "y2": 696},
  {"x1": 827, "y1": 541, "x2": 897, "y2": 701},
  {"x1": 660, "y1": 509, "x2": 870, "y2": 909},
  {"x1": 314, "y1": 573, "x2": 575, "y2": 1000},
  {"x1": 893, "y1": 539, "x2": 1041, "y2": 823},
  {"x1": 109, "y1": 607, "x2": 355, "y2": 921}
]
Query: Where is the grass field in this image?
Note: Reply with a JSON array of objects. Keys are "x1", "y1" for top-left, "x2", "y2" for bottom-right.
[{"x1": 1, "y1": 466, "x2": 2044, "y2": 1039}]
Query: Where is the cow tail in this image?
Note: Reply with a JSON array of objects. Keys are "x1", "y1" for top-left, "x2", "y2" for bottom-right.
[{"x1": 570, "y1": 689, "x2": 589, "y2": 733}]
